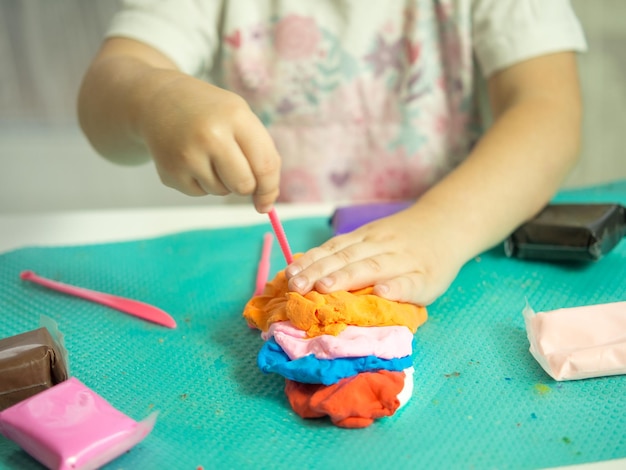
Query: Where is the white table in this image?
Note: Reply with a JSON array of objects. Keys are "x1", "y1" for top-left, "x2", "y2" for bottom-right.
[{"x1": 0, "y1": 204, "x2": 334, "y2": 254}]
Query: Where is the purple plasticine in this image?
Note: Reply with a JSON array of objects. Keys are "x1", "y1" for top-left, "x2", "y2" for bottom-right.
[{"x1": 331, "y1": 201, "x2": 413, "y2": 235}]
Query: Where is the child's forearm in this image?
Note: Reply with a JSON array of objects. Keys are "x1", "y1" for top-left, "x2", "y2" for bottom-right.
[
  {"x1": 409, "y1": 52, "x2": 582, "y2": 262},
  {"x1": 78, "y1": 38, "x2": 183, "y2": 165}
]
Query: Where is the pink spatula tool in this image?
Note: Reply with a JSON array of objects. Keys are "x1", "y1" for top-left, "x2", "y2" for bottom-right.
[{"x1": 20, "y1": 270, "x2": 177, "y2": 328}]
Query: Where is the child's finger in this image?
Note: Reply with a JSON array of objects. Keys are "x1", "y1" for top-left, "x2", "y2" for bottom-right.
[
  {"x1": 285, "y1": 232, "x2": 364, "y2": 278},
  {"x1": 155, "y1": 155, "x2": 229, "y2": 197},
  {"x1": 210, "y1": 140, "x2": 258, "y2": 196},
  {"x1": 373, "y1": 274, "x2": 430, "y2": 305},
  {"x1": 309, "y1": 253, "x2": 407, "y2": 295},
  {"x1": 236, "y1": 125, "x2": 281, "y2": 213}
]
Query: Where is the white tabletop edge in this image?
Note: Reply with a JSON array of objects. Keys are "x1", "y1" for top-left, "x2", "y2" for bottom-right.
[{"x1": 0, "y1": 204, "x2": 335, "y2": 253}]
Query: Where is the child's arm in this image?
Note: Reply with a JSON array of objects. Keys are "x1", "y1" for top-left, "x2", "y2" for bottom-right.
[
  {"x1": 286, "y1": 51, "x2": 582, "y2": 305},
  {"x1": 78, "y1": 38, "x2": 281, "y2": 213}
]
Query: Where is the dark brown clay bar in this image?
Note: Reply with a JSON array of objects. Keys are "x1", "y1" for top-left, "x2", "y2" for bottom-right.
[
  {"x1": 0, "y1": 327, "x2": 69, "y2": 410},
  {"x1": 505, "y1": 203, "x2": 626, "y2": 261}
]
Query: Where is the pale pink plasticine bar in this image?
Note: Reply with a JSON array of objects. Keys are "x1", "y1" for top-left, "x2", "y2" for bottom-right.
[{"x1": 523, "y1": 301, "x2": 626, "y2": 381}]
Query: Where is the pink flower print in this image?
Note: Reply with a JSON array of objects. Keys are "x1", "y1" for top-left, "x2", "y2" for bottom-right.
[
  {"x1": 405, "y1": 40, "x2": 420, "y2": 65},
  {"x1": 274, "y1": 15, "x2": 321, "y2": 61},
  {"x1": 224, "y1": 30, "x2": 241, "y2": 48},
  {"x1": 320, "y1": 76, "x2": 402, "y2": 131},
  {"x1": 278, "y1": 167, "x2": 322, "y2": 202},
  {"x1": 224, "y1": 51, "x2": 274, "y2": 106},
  {"x1": 357, "y1": 148, "x2": 435, "y2": 201},
  {"x1": 370, "y1": 164, "x2": 415, "y2": 200}
]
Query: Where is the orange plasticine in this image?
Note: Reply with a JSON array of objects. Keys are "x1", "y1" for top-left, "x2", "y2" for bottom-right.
[{"x1": 243, "y1": 269, "x2": 427, "y2": 337}]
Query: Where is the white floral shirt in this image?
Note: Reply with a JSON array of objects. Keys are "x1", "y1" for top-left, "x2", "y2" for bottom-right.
[{"x1": 107, "y1": 0, "x2": 586, "y2": 203}]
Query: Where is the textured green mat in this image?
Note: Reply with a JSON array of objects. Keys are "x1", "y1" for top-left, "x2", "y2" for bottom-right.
[{"x1": 1, "y1": 181, "x2": 625, "y2": 470}]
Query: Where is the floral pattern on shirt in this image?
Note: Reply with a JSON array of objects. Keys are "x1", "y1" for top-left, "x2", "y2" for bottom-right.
[{"x1": 217, "y1": 1, "x2": 482, "y2": 203}]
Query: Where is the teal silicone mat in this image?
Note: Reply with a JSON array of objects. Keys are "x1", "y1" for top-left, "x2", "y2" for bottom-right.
[{"x1": 1, "y1": 181, "x2": 625, "y2": 470}]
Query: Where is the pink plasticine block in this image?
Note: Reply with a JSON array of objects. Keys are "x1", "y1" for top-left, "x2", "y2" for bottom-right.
[{"x1": 0, "y1": 377, "x2": 157, "y2": 470}]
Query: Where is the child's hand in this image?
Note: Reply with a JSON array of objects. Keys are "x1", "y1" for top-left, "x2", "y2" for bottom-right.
[
  {"x1": 138, "y1": 76, "x2": 281, "y2": 213},
  {"x1": 78, "y1": 38, "x2": 281, "y2": 214},
  {"x1": 285, "y1": 207, "x2": 465, "y2": 306}
]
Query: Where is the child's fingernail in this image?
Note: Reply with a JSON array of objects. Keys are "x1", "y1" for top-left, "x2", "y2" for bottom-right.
[
  {"x1": 318, "y1": 277, "x2": 334, "y2": 288},
  {"x1": 255, "y1": 202, "x2": 273, "y2": 214},
  {"x1": 375, "y1": 284, "x2": 389, "y2": 295},
  {"x1": 285, "y1": 265, "x2": 301, "y2": 277},
  {"x1": 291, "y1": 276, "x2": 307, "y2": 290}
]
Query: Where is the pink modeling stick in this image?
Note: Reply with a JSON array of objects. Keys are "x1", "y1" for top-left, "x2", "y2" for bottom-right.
[
  {"x1": 255, "y1": 232, "x2": 274, "y2": 296},
  {"x1": 20, "y1": 270, "x2": 177, "y2": 329},
  {"x1": 268, "y1": 208, "x2": 294, "y2": 264}
]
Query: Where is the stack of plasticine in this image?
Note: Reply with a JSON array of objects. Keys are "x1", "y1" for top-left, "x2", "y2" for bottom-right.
[{"x1": 243, "y1": 269, "x2": 428, "y2": 428}]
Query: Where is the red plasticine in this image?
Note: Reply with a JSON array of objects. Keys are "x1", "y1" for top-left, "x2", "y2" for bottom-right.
[{"x1": 268, "y1": 208, "x2": 294, "y2": 264}]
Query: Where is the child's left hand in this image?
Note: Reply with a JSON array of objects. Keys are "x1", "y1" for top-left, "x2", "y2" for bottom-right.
[
  {"x1": 285, "y1": 206, "x2": 465, "y2": 306},
  {"x1": 284, "y1": 51, "x2": 583, "y2": 306}
]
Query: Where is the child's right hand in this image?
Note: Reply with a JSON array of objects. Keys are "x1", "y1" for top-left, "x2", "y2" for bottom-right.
[
  {"x1": 137, "y1": 76, "x2": 281, "y2": 213},
  {"x1": 79, "y1": 38, "x2": 281, "y2": 213}
]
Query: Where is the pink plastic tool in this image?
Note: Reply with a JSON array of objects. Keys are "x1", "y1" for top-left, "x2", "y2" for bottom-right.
[
  {"x1": 20, "y1": 270, "x2": 177, "y2": 329},
  {"x1": 255, "y1": 232, "x2": 274, "y2": 296},
  {"x1": 268, "y1": 208, "x2": 294, "y2": 264}
]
